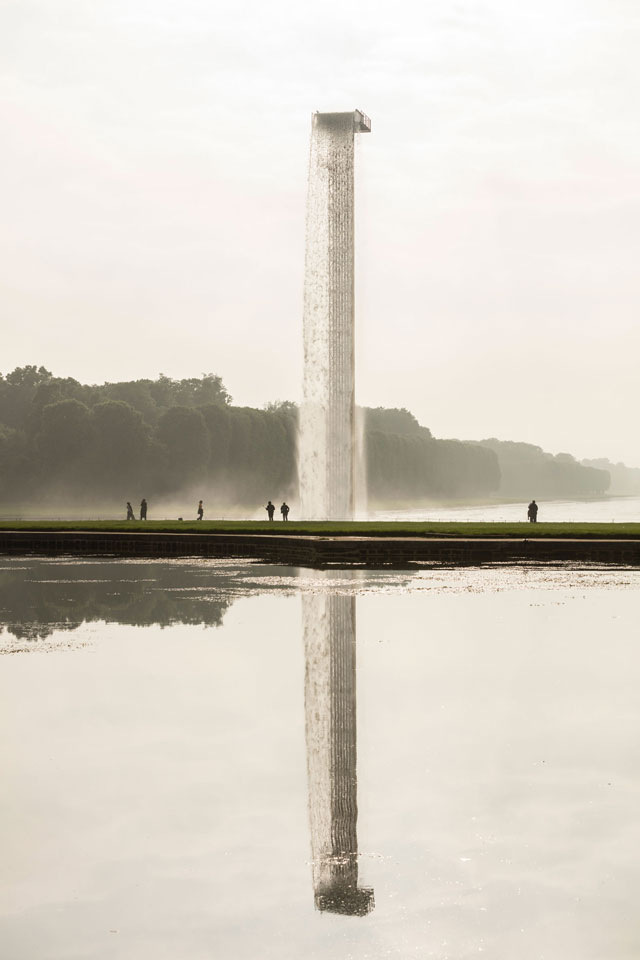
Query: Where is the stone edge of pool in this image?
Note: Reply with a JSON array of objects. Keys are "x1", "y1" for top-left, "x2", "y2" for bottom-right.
[{"x1": 1, "y1": 530, "x2": 640, "y2": 567}]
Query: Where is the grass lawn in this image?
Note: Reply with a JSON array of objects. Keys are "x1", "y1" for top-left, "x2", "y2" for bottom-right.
[{"x1": 0, "y1": 520, "x2": 639, "y2": 538}]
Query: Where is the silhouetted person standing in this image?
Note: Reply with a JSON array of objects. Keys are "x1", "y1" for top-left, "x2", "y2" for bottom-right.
[
  {"x1": 527, "y1": 500, "x2": 538, "y2": 523},
  {"x1": 281, "y1": 501, "x2": 290, "y2": 521},
  {"x1": 126, "y1": 502, "x2": 135, "y2": 520},
  {"x1": 197, "y1": 500, "x2": 204, "y2": 520},
  {"x1": 266, "y1": 500, "x2": 275, "y2": 521},
  {"x1": 140, "y1": 498, "x2": 148, "y2": 521}
]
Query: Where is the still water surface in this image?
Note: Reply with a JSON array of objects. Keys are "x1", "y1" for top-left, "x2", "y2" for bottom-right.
[
  {"x1": 373, "y1": 495, "x2": 640, "y2": 523},
  {"x1": 2, "y1": 557, "x2": 640, "y2": 959}
]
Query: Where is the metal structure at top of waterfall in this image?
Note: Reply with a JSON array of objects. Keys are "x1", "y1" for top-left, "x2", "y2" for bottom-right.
[{"x1": 299, "y1": 110, "x2": 371, "y2": 520}]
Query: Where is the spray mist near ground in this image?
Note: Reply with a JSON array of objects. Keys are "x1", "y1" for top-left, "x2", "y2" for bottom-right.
[{"x1": 0, "y1": 483, "x2": 283, "y2": 521}]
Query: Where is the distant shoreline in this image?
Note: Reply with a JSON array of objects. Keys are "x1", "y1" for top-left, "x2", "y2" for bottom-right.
[{"x1": 368, "y1": 493, "x2": 640, "y2": 511}]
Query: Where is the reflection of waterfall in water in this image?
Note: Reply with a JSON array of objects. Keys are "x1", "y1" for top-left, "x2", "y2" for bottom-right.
[
  {"x1": 299, "y1": 110, "x2": 371, "y2": 520},
  {"x1": 303, "y1": 593, "x2": 374, "y2": 916}
]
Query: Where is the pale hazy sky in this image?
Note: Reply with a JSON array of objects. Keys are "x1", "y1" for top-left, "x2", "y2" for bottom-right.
[{"x1": 2, "y1": 0, "x2": 639, "y2": 464}]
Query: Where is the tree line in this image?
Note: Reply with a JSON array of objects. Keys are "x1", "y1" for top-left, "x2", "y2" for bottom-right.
[
  {"x1": 582, "y1": 457, "x2": 640, "y2": 497},
  {"x1": 0, "y1": 366, "x2": 297, "y2": 509},
  {"x1": 365, "y1": 407, "x2": 500, "y2": 500},
  {"x1": 0, "y1": 365, "x2": 632, "y2": 513},
  {"x1": 478, "y1": 439, "x2": 612, "y2": 499}
]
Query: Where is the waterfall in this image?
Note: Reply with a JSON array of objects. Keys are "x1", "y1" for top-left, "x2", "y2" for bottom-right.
[{"x1": 299, "y1": 110, "x2": 370, "y2": 520}]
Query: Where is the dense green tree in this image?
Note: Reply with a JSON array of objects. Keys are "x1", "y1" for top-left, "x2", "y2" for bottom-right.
[
  {"x1": 27, "y1": 377, "x2": 91, "y2": 436},
  {"x1": 98, "y1": 380, "x2": 158, "y2": 425},
  {"x1": 364, "y1": 406, "x2": 432, "y2": 439},
  {"x1": 0, "y1": 366, "x2": 53, "y2": 429},
  {"x1": 156, "y1": 405, "x2": 210, "y2": 485},
  {"x1": 200, "y1": 403, "x2": 232, "y2": 474},
  {"x1": 0, "y1": 425, "x2": 33, "y2": 501},
  {"x1": 149, "y1": 373, "x2": 230, "y2": 410},
  {"x1": 37, "y1": 399, "x2": 94, "y2": 471},
  {"x1": 90, "y1": 401, "x2": 149, "y2": 487}
]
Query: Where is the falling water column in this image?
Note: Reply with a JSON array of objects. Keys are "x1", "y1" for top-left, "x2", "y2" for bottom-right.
[{"x1": 299, "y1": 110, "x2": 371, "y2": 520}]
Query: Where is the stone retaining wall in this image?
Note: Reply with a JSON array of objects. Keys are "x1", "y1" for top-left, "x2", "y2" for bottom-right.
[{"x1": 1, "y1": 530, "x2": 639, "y2": 567}]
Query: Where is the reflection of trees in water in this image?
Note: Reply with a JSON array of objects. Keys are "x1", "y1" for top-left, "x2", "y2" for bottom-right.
[
  {"x1": 303, "y1": 593, "x2": 374, "y2": 916},
  {"x1": 2, "y1": 559, "x2": 376, "y2": 917},
  {"x1": 0, "y1": 560, "x2": 234, "y2": 642}
]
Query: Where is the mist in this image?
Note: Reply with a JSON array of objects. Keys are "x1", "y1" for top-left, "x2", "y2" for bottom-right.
[{"x1": 2, "y1": 367, "x2": 639, "y2": 521}]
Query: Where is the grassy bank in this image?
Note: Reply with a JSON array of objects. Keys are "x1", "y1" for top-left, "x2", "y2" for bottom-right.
[{"x1": 1, "y1": 520, "x2": 639, "y2": 538}]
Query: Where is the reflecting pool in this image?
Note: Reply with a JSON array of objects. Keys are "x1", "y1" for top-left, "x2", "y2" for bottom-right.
[
  {"x1": 2, "y1": 557, "x2": 640, "y2": 959},
  {"x1": 373, "y1": 494, "x2": 640, "y2": 523}
]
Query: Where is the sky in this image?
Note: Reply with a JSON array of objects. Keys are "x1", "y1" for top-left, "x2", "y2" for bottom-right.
[{"x1": 2, "y1": 0, "x2": 639, "y2": 465}]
